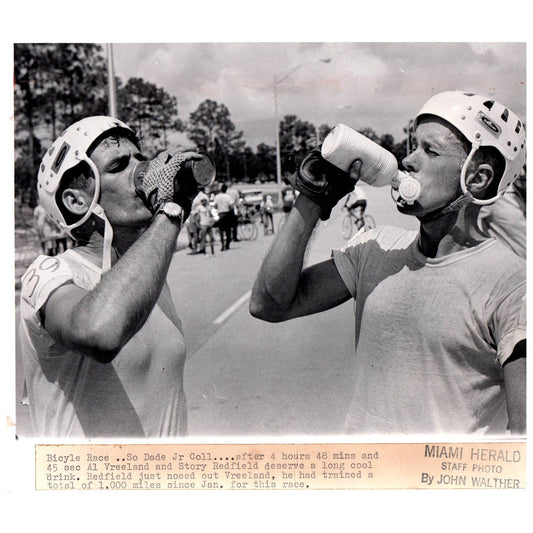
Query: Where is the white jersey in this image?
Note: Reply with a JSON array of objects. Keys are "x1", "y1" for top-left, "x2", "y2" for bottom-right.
[
  {"x1": 214, "y1": 192, "x2": 234, "y2": 214},
  {"x1": 332, "y1": 225, "x2": 526, "y2": 436},
  {"x1": 19, "y1": 249, "x2": 188, "y2": 438}
]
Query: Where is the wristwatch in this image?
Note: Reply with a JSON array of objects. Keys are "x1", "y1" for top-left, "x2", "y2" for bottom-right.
[{"x1": 157, "y1": 202, "x2": 183, "y2": 220}]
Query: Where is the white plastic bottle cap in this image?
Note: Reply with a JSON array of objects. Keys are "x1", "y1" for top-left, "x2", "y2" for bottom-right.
[{"x1": 398, "y1": 176, "x2": 421, "y2": 203}]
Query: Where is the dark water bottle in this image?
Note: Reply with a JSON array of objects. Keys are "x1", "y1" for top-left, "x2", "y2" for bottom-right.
[{"x1": 133, "y1": 151, "x2": 216, "y2": 192}]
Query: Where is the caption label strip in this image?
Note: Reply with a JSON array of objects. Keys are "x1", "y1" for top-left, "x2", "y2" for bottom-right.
[{"x1": 36, "y1": 442, "x2": 526, "y2": 490}]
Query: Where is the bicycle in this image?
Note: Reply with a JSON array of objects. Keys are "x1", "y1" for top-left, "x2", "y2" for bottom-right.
[
  {"x1": 341, "y1": 208, "x2": 375, "y2": 239},
  {"x1": 236, "y1": 207, "x2": 259, "y2": 241}
]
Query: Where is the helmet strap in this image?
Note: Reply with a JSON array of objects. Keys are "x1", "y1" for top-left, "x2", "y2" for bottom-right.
[
  {"x1": 419, "y1": 193, "x2": 474, "y2": 223},
  {"x1": 92, "y1": 205, "x2": 114, "y2": 272},
  {"x1": 420, "y1": 133, "x2": 488, "y2": 223}
]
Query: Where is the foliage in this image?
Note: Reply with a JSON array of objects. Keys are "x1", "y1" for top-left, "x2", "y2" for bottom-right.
[
  {"x1": 14, "y1": 44, "x2": 109, "y2": 141},
  {"x1": 186, "y1": 99, "x2": 245, "y2": 180},
  {"x1": 118, "y1": 77, "x2": 181, "y2": 156},
  {"x1": 13, "y1": 44, "x2": 184, "y2": 206},
  {"x1": 255, "y1": 143, "x2": 276, "y2": 181},
  {"x1": 13, "y1": 44, "x2": 409, "y2": 207},
  {"x1": 317, "y1": 123, "x2": 333, "y2": 144},
  {"x1": 279, "y1": 115, "x2": 318, "y2": 174}
]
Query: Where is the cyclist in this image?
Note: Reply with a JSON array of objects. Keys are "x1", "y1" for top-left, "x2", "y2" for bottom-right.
[
  {"x1": 278, "y1": 179, "x2": 298, "y2": 231},
  {"x1": 251, "y1": 91, "x2": 526, "y2": 436},
  {"x1": 19, "y1": 116, "x2": 202, "y2": 437},
  {"x1": 281, "y1": 179, "x2": 297, "y2": 213},
  {"x1": 343, "y1": 183, "x2": 368, "y2": 230}
]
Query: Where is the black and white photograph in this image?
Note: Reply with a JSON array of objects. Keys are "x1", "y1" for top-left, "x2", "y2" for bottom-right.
[
  {"x1": 3, "y1": 2, "x2": 531, "y2": 530},
  {"x1": 12, "y1": 41, "x2": 526, "y2": 441}
]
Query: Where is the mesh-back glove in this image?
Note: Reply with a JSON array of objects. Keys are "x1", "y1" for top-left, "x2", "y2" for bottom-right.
[
  {"x1": 134, "y1": 151, "x2": 199, "y2": 216},
  {"x1": 287, "y1": 148, "x2": 356, "y2": 220}
]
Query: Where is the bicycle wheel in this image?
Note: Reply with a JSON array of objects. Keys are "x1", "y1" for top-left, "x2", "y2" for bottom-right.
[
  {"x1": 249, "y1": 222, "x2": 258, "y2": 240},
  {"x1": 342, "y1": 214, "x2": 353, "y2": 239},
  {"x1": 363, "y1": 214, "x2": 376, "y2": 229},
  {"x1": 238, "y1": 222, "x2": 252, "y2": 241}
]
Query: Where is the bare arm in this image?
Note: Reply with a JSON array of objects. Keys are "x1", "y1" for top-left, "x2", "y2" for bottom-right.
[
  {"x1": 250, "y1": 194, "x2": 351, "y2": 322},
  {"x1": 503, "y1": 339, "x2": 526, "y2": 435},
  {"x1": 42, "y1": 214, "x2": 181, "y2": 363}
]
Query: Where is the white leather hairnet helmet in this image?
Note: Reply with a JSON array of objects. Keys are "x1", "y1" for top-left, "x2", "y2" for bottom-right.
[
  {"x1": 37, "y1": 116, "x2": 139, "y2": 270},
  {"x1": 37, "y1": 116, "x2": 138, "y2": 230},
  {"x1": 415, "y1": 91, "x2": 526, "y2": 205}
]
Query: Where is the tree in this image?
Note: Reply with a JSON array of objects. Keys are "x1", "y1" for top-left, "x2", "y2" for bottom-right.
[
  {"x1": 358, "y1": 127, "x2": 380, "y2": 144},
  {"x1": 14, "y1": 43, "x2": 109, "y2": 208},
  {"x1": 279, "y1": 115, "x2": 317, "y2": 174},
  {"x1": 14, "y1": 43, "x2": 46, "y2": 203},
  {"x1": 186, "y1": 99, "x2": 245, "y2": 180},
  {"x1": 228, "y1": 144, "x2": 258, "y2": 183},
  {"x1": 317, "y1": 123, "x2": 333, "y2": 144},
  {"x1": 118, "y1": 78, "x2": 181, "y2": 155},
  {"x1": 255, "y1": 143, "x2": 276, "y2": 181}
]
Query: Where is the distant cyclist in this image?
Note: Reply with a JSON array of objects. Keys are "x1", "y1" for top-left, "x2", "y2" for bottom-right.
[
  {"x1": 281, "y1": 180, "x2": 297, "y2": 213},
  {"x1": 343, "y1": 183, "x2": 367, "y2": 230}
]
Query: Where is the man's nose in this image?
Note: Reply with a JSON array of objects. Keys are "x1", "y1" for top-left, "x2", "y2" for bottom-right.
[{"x1": 402, "y1": 152, "x2": 417, "y2": 173}]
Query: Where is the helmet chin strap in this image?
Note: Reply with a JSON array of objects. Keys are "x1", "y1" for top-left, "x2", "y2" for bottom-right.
[
  {"x1": 92, "y1": 204, "x2": 114, "y2": 272},
  {"x1": 419, "y1": 193, "x2": 474, "y2": 223},
  {"x1": 420, "y1": 134, "x2": 492, "y2": 223}
]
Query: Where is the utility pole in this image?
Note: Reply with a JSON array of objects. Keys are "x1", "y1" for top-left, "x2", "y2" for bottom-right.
[{"x1": 106, "y1": 43, "x2": 118, "y2": 118}]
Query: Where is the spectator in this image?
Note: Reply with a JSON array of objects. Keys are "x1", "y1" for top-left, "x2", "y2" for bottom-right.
[
  {"x1": 214, "y1": 184, "x2": 234, "y2": 250},
  {"x1": 33, "y1": 202, "x2": 65, "y2": 256},
  {"x1": 281, "y1": 180, "x2": 297, "y2": 213},
  {"x1": 226, "y1": 181, "x2": 241, "y2": 242},
  {"x1": 195, "y1": 197, "x2": 216, "y2": 254}
]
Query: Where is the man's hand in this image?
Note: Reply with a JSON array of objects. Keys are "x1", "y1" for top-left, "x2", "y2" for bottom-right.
[
  {"x1": 287, "y1": 149, "x2": 361, "y2": 220},
  {"x1": 135, "y1": 149, "x2": 203, "y2": 215}
]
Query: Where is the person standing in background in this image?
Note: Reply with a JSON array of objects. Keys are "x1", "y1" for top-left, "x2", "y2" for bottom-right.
[{"x1": 214, "y1": 183, "x2": 234, "y2": 250}]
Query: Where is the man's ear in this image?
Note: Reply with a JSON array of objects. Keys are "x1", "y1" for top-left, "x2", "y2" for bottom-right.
[
  {"x1": 61, "y1": 188, "x2": 91, "y2": 216},
  {"x1": 465, "y1": 163, "x2": 494, "y2": 197}
]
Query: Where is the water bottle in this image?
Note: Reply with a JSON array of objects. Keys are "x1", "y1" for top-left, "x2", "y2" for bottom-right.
[
  {"x1": 133, "y1": 151, "x2": 216, "y2": 192},
  {"x1": 321, "y1": 124, "x2": 420, "y2": 204}
]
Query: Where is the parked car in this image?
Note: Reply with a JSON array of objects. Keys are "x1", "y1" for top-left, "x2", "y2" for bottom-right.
[{"x1": 241, "y1": 189, "x2": 263, "y2": 215}]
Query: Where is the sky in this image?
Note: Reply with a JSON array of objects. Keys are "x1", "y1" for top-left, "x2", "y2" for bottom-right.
[{"x1": 110, "y1": 42, "x2": 526, "y2": 150}]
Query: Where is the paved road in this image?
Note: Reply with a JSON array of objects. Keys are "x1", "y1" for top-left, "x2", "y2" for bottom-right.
[
  {"x1": 14, "y1": 184, "x2": 419, "y2": 437},
  {"x1": 174, "y1": 184, "x2": 418, "y2": 437}
]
